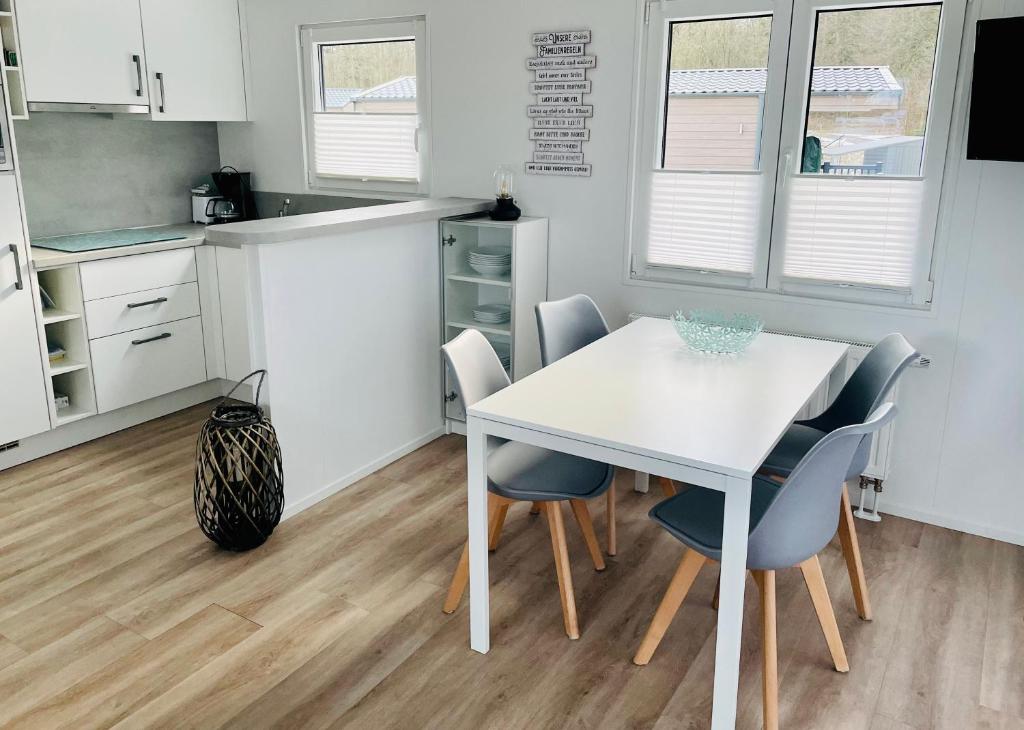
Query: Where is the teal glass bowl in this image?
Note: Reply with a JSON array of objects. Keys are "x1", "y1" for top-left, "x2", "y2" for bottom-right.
[{"x1": 671, "y1": 309, "x2": 764, "y2": 354}]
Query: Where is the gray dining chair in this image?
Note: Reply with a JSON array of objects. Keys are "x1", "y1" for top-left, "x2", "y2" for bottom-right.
[
  {"x1": 535, "y1": 293, "x2": 610, "y2": 366},
  {"x1": 634, "y1": 404, "x2": 897, "y2": 730},
  {"x1": 759, "y1": 333, "x2": 918, "y2": 620},
  {"x1": 441, "y1": 328, "x2": 614, "y2": 640},
  {"x1": 535, "y1": 295, "x2": 671, "y2": 557}
]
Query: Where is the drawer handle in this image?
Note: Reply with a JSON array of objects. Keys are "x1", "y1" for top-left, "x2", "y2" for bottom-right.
[
  {"x1": 131, "y1": 332, "x2": 172, "y2": 346},
  {"x1": 126, "y1": 297, "x2": 168, "y2": 309}
]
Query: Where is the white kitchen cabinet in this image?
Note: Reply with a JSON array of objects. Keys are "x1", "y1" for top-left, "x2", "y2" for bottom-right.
[
  {"x1": 215, "y1": 246, "x2": 252, "y2": 383},
  {"x1": 17, "y1": 0, "x2": 149, "y2": 108},
  {"x1": 0, "y1": 174, "x2": 50, "y2": 443},
  {"x1": 79, "y1": 247, "x2": 196, "y2": 301},
  {"x1": 139, "y1": 0, "x2": 247, "y2": 122},
  {"x1": 83, "y1": 282, "x2": 201, "y2": 340},
  {"x1": 90, "y1": 316, "x2": 207, "y2": 413}
]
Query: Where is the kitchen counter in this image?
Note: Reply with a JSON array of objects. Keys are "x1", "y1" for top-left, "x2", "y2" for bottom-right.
[
  {"x1": 204, "y1": 197, "x2": 491, "y2": 246},
  {"x1": 31, "y1": 223, "x2": 208, "y2": 270},
  {"x1": 224, "y1": 196, "x2": 494, "y2": 518}
]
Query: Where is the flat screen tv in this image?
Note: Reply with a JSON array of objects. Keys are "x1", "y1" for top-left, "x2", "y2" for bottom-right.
[{"x1": 966, "y1": 16, "x2": 1024, "y2": 162}]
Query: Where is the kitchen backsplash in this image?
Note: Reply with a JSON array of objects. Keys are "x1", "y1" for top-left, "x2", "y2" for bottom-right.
[
  {"x1": 14, "y1": 113, "x2": 221, "y2": 238},
  {"x1": 251, "y1": 190, "x2": 391, "y2": 218}
]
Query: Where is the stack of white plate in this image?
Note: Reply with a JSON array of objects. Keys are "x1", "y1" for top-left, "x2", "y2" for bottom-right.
[
  {"x1": 472, "y1": 303, "x2": 511, "y2": 325},
  {"x1": 468, "y1": 246, "x2": 512, "y2": 276},
  {"x1": 492, "y1": 341, "x2": 511, "y2": 370}
]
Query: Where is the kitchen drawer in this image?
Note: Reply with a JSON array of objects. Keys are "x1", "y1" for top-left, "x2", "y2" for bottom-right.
[
  {"x1": 91, "y1": 316, "x2": 208, "y2": 413},
  {"x1": 85, "y1": 282, "x2": 201, "y2": 340},
  {"x1": 80, "y1": 248, "x2": 197, "y2": 301}
]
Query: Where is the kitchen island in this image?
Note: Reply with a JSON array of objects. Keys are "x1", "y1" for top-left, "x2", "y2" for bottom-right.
[{"x1": 206, "y1": 197, "x2": 491, "y2": 518}]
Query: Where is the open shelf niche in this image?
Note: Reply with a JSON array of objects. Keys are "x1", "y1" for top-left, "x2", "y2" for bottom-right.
[
  {"x1": 36, "y1": 265, "x2": 96, "y2": 425},
  {"x1": 0, "y1": 0, "x2": 29, "y2": 118}
]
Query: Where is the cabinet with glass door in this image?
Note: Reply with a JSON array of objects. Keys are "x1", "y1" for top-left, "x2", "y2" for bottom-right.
[{"x1": 440, "y1": 216, "x2": 548, "y2": 429}]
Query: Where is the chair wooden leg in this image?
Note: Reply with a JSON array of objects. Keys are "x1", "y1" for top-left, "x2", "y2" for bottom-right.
[
  {"x1": 444, "y1": 495, "x2": 504, "y2": 614},
  {"x1": 488, "y1": 501, "x2": 510, "y2": 552},
  {"x1": 838, "y1": 483, "x2": 872, "y2": 620},
  {"x1": 659, "y1": 477, "x2": 677, "y2": 497},
  {"x1": 545, "y1": 501, "x2": 580, "y2": 639},
  {"x1": 799, "y1": 555, "x2": 849, "y2": 672},
  {"x1": 442, "y1": 542, "x2": 469, "y2": 614},
  {"x1": 711, "y1": 576, "x2": 720, "y2": 611},
  {"x1": 633, "y1": 549, "x2": 706, "y2": 665},
  {"x1": 606, "y1": 486, "x2": 617, "y2": 557},
  {"x1": 569, "y1": 499, "x2": 606, "y2": 571},
  {"x1": 754, "y1": 570, "x2": 779, "y2": 730},
  {"x1": 530, "y1": 501, "x2": 542, "y2": 515}
]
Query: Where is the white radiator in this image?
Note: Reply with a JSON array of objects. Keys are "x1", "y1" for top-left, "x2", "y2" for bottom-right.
[{"x1": 627, "y1": 313, "x2": 921, "y2": 519}]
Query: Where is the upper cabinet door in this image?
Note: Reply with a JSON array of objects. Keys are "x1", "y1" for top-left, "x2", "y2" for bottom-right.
[
  {"x1": 0, "y1": 175, "x2": 51, "y2": 445},
  {"x1": 140, "y1": 0, "x2": 248, "y2": 122},
  {"x1": 18, "y1": 0, "x2": 149, "y2": 107}
]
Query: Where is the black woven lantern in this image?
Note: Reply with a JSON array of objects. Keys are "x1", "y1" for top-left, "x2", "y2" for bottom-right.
[{"x1": 195, "y1": 370, "x2": 283, "y2": 551}]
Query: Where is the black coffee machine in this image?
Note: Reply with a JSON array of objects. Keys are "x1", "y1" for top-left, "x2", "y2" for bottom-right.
[{"x1": 210, "y1": 166, "x2": 259, "y2": 223}]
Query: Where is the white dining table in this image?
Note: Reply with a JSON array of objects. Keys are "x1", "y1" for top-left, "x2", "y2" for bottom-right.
[{"x1": 464, "y1": 316, "x2": 849, "y2": 729}]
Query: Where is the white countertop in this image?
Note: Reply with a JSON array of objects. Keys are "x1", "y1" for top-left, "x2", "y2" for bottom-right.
[
  {"x1": 204, "y1": 197, "x2": 492, "y2": 246},
  {"x1": 31, "y1": 223, "x2": 208, "y2": 270}
]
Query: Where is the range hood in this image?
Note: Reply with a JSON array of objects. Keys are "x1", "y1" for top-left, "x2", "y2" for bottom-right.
[{"x1": 26, "y1": 102, "x2": 150, "y2": 114}]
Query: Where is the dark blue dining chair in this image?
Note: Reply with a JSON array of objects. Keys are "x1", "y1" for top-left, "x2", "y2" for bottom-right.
[
  {"x1": 441, "y1": 328, "x2": 614, "y2": 639},
  {"x1": 634, "y1": 404, "x2": 897, "y2": 730},
  {"x1": 759, "y1": 333, "x2": 918, "y2": 620}
]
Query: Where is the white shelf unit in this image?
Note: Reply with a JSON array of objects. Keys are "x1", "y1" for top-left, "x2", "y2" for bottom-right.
[
  {"x1": 36, "y1": 265, "x2": 97, "y2": 425},
  {"x1": 440, "y1": 215, "x2": 548, "y2": 426},
  {"x1": 0, "y1": 0, "x2": 29, "y2": 118}
]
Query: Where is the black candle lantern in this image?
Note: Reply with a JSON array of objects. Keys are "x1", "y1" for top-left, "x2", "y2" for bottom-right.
[
  {"x1": 489, "y1": 165, "x2": 522, "y2": 221},
  {"x1": 194, "y1": 370, "x2": 284, "y2": 551}
]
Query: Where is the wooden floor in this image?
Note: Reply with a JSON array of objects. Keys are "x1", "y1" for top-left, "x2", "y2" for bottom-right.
[{"x1": 0, "y1": 403, "x2": 1021, "y2": 729}]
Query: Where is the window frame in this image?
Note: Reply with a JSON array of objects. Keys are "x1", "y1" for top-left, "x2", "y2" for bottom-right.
[
  {"x1": 768, "y1": 0, "x2": 965, "y2": 306},
  {"x1": 299, "y1": 16, "x2": 431, "y2": 198},
  {"x1": 626, "y1": 0, "x2": 967, "y2": 307},
  {"x1": 630, "y1": 0, "x2": 792, "y2": 292}
]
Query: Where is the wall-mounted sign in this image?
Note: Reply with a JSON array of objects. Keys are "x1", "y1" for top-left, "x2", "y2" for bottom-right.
[
  {"x1": 525, "y1": 162, "x2": 592, "y2": 176},
  {"x1": 529, "y1": 128, "x2": 591, "y2": 141},
  {"x1": 526, "y1": 56, "x2": 596, "y2": 70},
  {"x1": 535, "y1": 93, "x2": 584, "y2": 105},
  {"x1": 527, "y1": 29, "x2": 594, "y2": 177},
  {"x1": 529, "y1": 80, "x2": 592, "y2": 94},
  {"x1": 527, "y1": 105, "x2": 593, "y2": 118},
  {"x1": 532, "y1": 117, "x2": 586, "y2": 128},
  {"x1": 532, "y1": 30, "x2": 592, "y2": 45},
  {"x1": 538, "y1": 43, "x2": 586, "y2": 57},
  {"x1": 533, "y1": 152, "x2": 585, "y2": 164},
  {"x1": 535, "y1": 69, "x2": 587, "y2": 82},
  {"x1": 534, "y1": 140, "x2": 583, "y2": 153}
]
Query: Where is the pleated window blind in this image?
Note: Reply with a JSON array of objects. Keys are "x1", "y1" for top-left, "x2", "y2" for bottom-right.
[
  {"x1": 632, "y1": 0, "x2": 963, "y2": 305},
  {"x1": 781, "y1": 177, "x2": 923, "y2": 289},
  {"x1": 647, "y1": 172, "x2": 762, "y2": 274},
  {"x1": 313, "y1": 113, "x2": 419, "y2": 181}
]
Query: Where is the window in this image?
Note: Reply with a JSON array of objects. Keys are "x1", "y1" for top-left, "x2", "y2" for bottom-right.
[
  {"x1": 300, "y1": 18, "x2": 429, "y2": 196},
  {"x1": 630, "y1": 0, "x2": 966, "y2": 306}
]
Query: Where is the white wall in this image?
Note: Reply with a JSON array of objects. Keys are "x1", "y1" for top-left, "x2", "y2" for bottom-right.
[{"x1": 221, "y1": 0, "x2": 1024, "y2": 544}]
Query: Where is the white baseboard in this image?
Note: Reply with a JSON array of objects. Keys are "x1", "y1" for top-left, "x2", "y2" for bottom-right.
[
  {"x1": 0, "y1": 379, "x2": 234, "y2": 472},
  {"x1": 880, "y1": 501, "x2": 1024, "y2": 547},
  {"x1": 280, "y1": 426, "x2": 446, "y2": 521}
]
